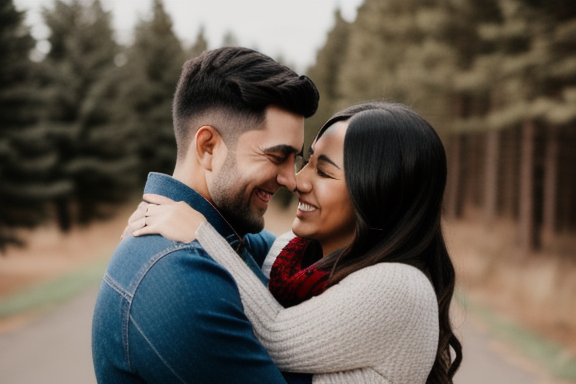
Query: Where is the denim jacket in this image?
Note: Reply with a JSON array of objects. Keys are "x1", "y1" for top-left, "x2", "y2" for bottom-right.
[{"x1": 92, "y1": 173, "x2": 285, "y2": 384}]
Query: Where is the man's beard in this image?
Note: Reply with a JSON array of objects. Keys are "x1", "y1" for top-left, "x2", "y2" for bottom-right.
[{"x1": 210, "y1": 154, "x2": 266, "y2": 235}]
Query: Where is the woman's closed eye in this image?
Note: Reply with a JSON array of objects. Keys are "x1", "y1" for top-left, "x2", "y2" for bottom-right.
[
  {"x1": 316, "y1": 155, "x2": 340, "y2": 179},
  {"x1": 316, "y1": 167, "x2": 332, "y2": 178}
]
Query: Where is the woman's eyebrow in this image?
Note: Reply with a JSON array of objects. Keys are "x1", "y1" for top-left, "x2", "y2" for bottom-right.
[{"x1": 317, "y1": 154, "x2": 341, "y2": 169}]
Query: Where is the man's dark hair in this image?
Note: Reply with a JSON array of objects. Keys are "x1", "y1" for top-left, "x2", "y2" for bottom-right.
[{"x1": 172, "y1": 47, "x2": 319, "y2": 157}]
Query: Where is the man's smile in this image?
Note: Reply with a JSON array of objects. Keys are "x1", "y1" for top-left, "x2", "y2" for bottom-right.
[{"x1": 255, "y1": 188, "x2": 273, "y2": 203}]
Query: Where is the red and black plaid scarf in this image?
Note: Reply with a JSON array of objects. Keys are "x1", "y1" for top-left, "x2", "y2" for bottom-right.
[{"x1": 268, "y1": 237, "x2": 331, "y2": 308}]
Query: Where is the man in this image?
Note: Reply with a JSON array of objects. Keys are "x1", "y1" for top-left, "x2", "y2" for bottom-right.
[{"x1": 92, "y1": 47, "x2": 319, "y2": 383}]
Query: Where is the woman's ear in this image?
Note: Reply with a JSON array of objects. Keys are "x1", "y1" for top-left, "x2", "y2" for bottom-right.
[{"x1": 195, "y1": 126, "x2": 222, "y2": 171}]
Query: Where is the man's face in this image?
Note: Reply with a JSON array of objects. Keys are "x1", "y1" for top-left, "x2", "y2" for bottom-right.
[{"x1": 209, "y1": 106, "x2": 304, "y2": 234}]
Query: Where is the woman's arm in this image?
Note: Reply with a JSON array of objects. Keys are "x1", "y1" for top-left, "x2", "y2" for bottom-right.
[
  {"x1": 121, "y1": 194, "x2": 206, "y2": 243},
  {"x1": 196, "y1": 222, "x2": 439, "y2": 376}
]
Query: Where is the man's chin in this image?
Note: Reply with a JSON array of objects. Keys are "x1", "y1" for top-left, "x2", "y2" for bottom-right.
[
  {"x1": 242, "y1": 218, "x2": 265, "y2": 234},
  {"x1": 247, "y1": 214, "x2": 267, "y2": 233},
  {"x1": 232, "y1": 211, "x2": 265, "y2": 235}
]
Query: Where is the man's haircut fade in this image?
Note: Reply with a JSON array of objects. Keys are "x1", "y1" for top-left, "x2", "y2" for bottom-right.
[{"x1": 172, "y1": 47, "x2": 320, "y2": 156}]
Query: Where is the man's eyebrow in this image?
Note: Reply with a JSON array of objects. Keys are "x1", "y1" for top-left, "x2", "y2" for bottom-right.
[
  {"x1": 262, "y1": 144, "x2": 302, "y2": 156},
  {"x1": 317, "y1": 154, "x2": 341, "y2": 169}
]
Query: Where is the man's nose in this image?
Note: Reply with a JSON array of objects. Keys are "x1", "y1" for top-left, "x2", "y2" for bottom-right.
[{"x1": 277, "y1": 161, "x2": 297, "y2": 191}]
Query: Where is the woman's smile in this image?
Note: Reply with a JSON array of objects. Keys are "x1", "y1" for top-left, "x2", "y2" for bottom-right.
[{"x1": 297, "y1": 199, "x2": 317, "y2": 213}]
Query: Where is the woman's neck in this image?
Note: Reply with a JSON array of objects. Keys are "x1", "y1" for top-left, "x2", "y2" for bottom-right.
[{"x1": 320, "y1": 239, "x2": 352, "y2": 258}]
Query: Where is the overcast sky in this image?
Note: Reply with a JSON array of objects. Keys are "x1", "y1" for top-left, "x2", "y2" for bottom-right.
[{"x1": 14, "y1": 0, "x2": 363, "y2": 71}]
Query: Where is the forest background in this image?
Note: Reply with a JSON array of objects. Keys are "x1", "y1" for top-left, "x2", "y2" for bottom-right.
[{"x1": 1, "y1": 0, "x2": 575, "y2": 379}]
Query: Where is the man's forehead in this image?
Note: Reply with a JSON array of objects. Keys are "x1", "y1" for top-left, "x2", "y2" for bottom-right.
[
  {"x1": 235, "y1": 127, "x2": 303, "y2": 154},
  {"x1": 245, "y1": 123, "x2": 304, "y2": 146}
]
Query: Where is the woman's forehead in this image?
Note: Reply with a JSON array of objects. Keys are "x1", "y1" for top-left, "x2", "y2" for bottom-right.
[{"x1": 313, "y1": 120, "x2": 349, "y2": 149}]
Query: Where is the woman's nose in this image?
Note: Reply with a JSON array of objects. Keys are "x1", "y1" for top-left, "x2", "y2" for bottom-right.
[{"x1": 295, "y1": 165, "x2": 312, "y2": 194}]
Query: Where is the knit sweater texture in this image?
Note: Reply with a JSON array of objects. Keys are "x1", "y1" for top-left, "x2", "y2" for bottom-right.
[{"x1": 196, "y1": 222, "x2": 440, "y2": 384}]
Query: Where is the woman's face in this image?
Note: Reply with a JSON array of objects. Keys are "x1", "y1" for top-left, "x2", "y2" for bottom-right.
[{"x1": 291, "y1": 120, "x2": 357, "y2": 256}]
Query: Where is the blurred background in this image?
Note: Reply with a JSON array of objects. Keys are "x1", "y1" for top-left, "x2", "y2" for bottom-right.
[{"x1": 0, "y1": 0, "x2": 575, "y2": 383}]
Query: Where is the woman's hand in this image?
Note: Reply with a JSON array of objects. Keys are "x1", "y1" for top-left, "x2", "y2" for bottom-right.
[{"x1": 121, "y1": 194, "x2": 206, "y2": 243}]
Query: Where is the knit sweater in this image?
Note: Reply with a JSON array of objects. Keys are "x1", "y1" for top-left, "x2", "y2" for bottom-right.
[{"x1": 196, "y1": 222, "x2": 440, "y2": 384}]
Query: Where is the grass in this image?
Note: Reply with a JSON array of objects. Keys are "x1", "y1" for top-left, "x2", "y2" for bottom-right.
[
  {"x1": 457, "y1": 289, "x2": 576, "y2": 382},
  {"x1": 0, "y1": 257, "x2": 108, "y2": 319}
]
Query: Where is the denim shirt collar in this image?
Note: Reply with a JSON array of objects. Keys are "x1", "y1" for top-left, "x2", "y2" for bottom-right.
[{"x1": 143, "y1": 172, "x2": 240, "y2": 245}]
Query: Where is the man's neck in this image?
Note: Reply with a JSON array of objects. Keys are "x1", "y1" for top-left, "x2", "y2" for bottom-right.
[
  {"x1": 172, "y1": 162, "x2": 212, "y2": 203},
  {"x1": 172, "y1": 163, "x2": 245, "y2": 239}
]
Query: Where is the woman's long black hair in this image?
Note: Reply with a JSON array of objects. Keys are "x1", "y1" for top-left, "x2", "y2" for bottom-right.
[{"x1": 315, "y1": 101, "x2": 462, "y2": 383}]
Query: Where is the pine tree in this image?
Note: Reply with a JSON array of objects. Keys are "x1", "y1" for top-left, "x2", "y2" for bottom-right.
[
  {"x1": 0, "y1": 0, "x2": 69, "y2": 249},
  {"x1": 542, "y1": 1, "x2": 576, "y2": 237},
  {"x1": 188, "y1": 26, "x2": 208, "y2": 58},
  {"x1": 337, "y1": 0, "x2": 501, "y2": 131},
  {"x1": 40, "y1": 0, "x2": 137, "y2": 230},
  {"x1": 431, "y1": 0, "x2": 502, "y2": 221},
  {"x1": 336, "y1": 0, "x2": 442, "y2": 109},
  {"x1": 449, "y1": 0, "x2": 576, "y2": 250},
  {"x1": 306, "y1": 8, "x2": 351, "y2": 149},
  {"x1": 113, "y1": 0, "x2": 185, "y2": 183},
  {"x1": 221, "y1": 30, "x2": 239, "y2": 47}
]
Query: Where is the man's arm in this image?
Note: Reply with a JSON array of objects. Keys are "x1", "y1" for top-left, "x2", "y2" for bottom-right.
[{"x1": 128, "y1": 247, "x2": 286, "y2": 384}]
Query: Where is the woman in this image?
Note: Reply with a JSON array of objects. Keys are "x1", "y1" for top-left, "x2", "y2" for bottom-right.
[{"x1": 128, "y1": 102, "x2": 462, "y2": 383}]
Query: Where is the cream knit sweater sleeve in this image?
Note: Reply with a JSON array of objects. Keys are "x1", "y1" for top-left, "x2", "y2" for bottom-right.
[{"x1": 196, "y1": 223, "x2": 439, "y2": 384}]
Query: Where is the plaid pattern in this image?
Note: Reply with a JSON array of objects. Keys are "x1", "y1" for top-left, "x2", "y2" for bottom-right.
[{"x1": 268, "y1": 237, "x2": 330, "y2": 308}]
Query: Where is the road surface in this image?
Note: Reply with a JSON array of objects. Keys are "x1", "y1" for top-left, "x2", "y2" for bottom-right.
[{"x1": 0, "y1": 285, "x2": 563, "y2": 384}]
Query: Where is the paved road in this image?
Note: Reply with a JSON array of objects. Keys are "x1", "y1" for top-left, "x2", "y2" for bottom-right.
[
  {"x1": 0, "y1": 285, "x2": 558, "y2": 384},
  {"x1": 0, "y1": 286, "x2": 98, "y2": 384}
]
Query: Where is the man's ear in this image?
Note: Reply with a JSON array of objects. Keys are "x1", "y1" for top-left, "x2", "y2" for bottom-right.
[{"x1": 195, "y1": 126, "x2": 223, "y2": 171}]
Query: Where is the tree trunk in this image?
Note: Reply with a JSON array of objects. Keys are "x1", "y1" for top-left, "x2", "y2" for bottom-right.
[
  {"x1": 484, "y1": 129, "x2": 500, "y2": 224},
  {"x1": 55, "y1": 198, "x2": 72, "y2": 233},
  {"x1": 542, "y1": 125, "x2": 558, "y2": 243},
  {"x1": 518, "y1": 119, "x2": 536, "y2": 253},
  {"x1": 446, "y1": 134, "x2": 463, "y2": 219}
]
